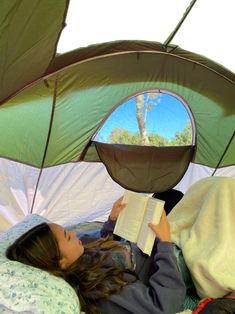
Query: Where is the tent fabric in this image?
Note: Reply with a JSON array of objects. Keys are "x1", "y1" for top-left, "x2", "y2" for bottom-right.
[
  {"x1": 48, "y1": 40, "x2": 235, "y2": 83},
  {"x1": 0, "y1": 40, "x2": 234, "y2": 195},
  {"x1": 0, "y1": 156, "x2": 234, "y2": 233},
  {"x1": 0, "y1": 159, "x2": 124, "y2": 232},
  {"x1": 95, "y1": 142, "x2": 195, "y2": 193},
  {"x1": 0, "y1": 1, "x2": 234, "y2": 230},
  {"x1": 1, "y1": 41, "x2": 234, "y2": 169},
  {"x1": 0, "y1": 0, "x2": 69, "y2": 104}
]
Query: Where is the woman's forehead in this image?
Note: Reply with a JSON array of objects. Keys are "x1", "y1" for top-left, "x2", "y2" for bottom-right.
[{"x1": 48, "y1": 223, "x2": 64, "y2": 236}]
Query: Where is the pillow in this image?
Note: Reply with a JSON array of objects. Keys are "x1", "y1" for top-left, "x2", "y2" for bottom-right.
[
  {"x1": 66, "y1": 221, "x2": 103, "y2": 238},
  {"x1": 0, "y1": 214, "x2": 81, "y2": 314}
]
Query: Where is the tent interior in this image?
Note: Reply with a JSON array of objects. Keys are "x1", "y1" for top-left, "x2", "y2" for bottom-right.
[{"x1": 0, "y1": 0, "x2": 235, "y2": 313}]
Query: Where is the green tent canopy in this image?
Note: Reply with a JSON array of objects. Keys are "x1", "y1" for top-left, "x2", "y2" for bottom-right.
[{"x1": 0, "y1": 0, "x2": 234, "y2": 230}]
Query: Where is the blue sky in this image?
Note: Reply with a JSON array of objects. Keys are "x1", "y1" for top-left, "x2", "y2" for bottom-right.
[{"x1": 95, "y1": 92, "x2": 191, "y2": 142}]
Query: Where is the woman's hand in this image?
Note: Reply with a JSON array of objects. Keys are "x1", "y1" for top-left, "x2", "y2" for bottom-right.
[
  {"x1": 109, "y1": 196, "x2": 126, "y2": 221},
  {"x1": 148, "y1": 210, "x2": 171, "y2": 242}
]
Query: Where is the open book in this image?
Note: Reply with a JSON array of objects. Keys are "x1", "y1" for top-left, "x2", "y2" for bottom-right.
[{"x1": 113, "y1": 190, "x2": 165, "y2": 255}]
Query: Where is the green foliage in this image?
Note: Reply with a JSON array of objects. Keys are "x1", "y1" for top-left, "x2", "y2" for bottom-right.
[
  {"x1": 108, "y1": 128, "x2": 141, "y2": 145},
  {"x1": 108, "y1": 121, "x2": 192, "y2": 146},
  {"x1": 170, "y1": 121, "x2": 192, "y2": 146}
]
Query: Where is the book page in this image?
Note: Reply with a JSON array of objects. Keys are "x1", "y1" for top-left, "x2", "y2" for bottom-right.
[
  {"x1": 137, "y1": 197, "x2": 165, "y2": 255},
  {"x1": 113, "y1": 190, "x2": 148, "y2": 242}
]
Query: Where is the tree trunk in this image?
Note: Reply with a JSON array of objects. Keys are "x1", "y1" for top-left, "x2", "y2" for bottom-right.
[{"x1": 136, "y1": 95, "x2": 149, "y2": 145}]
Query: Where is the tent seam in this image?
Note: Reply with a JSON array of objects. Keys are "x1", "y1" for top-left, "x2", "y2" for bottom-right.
[
  {"x1": 30, "y1": 76, "x2": 58, "y2": 213},
  {"x1": 1, "y1": 48, "x2": 235, "y2": 107}
]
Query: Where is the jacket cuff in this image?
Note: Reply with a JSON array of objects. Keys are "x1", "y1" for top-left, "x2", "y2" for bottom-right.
[
  {"x1": 157, "y1": 241, "x2": 174, "y2": 253},
  {"x1": 107, "y1": 216, "x2": 116, "y2": 228}
]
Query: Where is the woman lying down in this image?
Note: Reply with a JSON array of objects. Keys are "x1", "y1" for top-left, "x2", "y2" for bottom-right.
[
  {"x1": 6, "y1": 176, "x2": 235, "y2": 314},
  {"x1": 6, "y1": 199, "x2": 185, "y2": 314}
]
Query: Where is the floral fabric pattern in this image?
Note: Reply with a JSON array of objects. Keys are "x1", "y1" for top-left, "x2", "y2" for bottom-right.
[{"x1": 0, "y1": 214, "x2": 80, "y2": 314}]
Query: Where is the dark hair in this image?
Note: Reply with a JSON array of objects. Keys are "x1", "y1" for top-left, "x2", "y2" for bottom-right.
[
  {"x1": 6, "y1": 223, "x2": 137, "y2": 314},
  {"x1": 199, "y1": 298, "x2": 235, "y2": 314},
  {"x1": 6, "y1": 223, "x2": 61, "y2": 271}
]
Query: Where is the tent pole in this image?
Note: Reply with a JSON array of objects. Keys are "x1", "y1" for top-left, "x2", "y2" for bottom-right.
[
  {"x1": 30, "y1": 77, "x2": 58, "y2": 213},
  {"x1": 163, "y1": 0, "x2": 198, "y2": 48},
  {"x1": 212, "y1": 131, "x2": 235, "y2": 176}
]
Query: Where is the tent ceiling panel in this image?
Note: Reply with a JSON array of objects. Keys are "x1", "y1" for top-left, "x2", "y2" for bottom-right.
[
  {"x1": 44, "y1": 76, "x2": 106, "y2": 166},
  {"x1": 49, "y1": 41, "x2": 235, "y2": 83},
  {"x1": 0, "y1": 79, "x2": 55, "y2": 167},
  {"x1": 1, "y1": 41, "x2": 234, "y2": 171},
  {"x1": 48, "y1": 49, "x2": 234, "y2": 168},
  {"x1": 218, "y1": 134, "x2": 235, "y2": 167},
  {"x1": 0, "y1": 0, "x2": 68, "y2": 104}
]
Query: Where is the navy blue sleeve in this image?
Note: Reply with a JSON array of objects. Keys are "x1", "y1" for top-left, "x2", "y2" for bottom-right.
[
  {"x1": 97, "y1": 242, "x2": 186, "y2": 314},
  {"x1": 100, "y1": 217, "x2": 116, "y2": 237}
]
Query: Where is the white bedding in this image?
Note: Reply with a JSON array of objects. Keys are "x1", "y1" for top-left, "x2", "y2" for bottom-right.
[{"x1": 168, "y1": 176, "x2": 235, "y2": 298}]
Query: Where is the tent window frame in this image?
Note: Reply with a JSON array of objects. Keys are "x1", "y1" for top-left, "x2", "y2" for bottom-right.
[{"x1": 92, "y1": 88, "x2": 196, "y2": 147}]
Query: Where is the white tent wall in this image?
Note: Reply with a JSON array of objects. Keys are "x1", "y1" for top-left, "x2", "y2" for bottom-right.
[
  {"x1": 34, "y1": 162, "x2": 124, "y2": 226},
  {"x1": 174, "y1": 163, "x2": 235, "y2": 192},
  {"x1": 0, "y1": 159, "x2": 124, "y2": 232},
  {"x1": 0, "y1": 158, "x2": 39, "y2": 231},
  {"x1": 1, "y1": 157, "x2": 234, "y2": 232}
]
